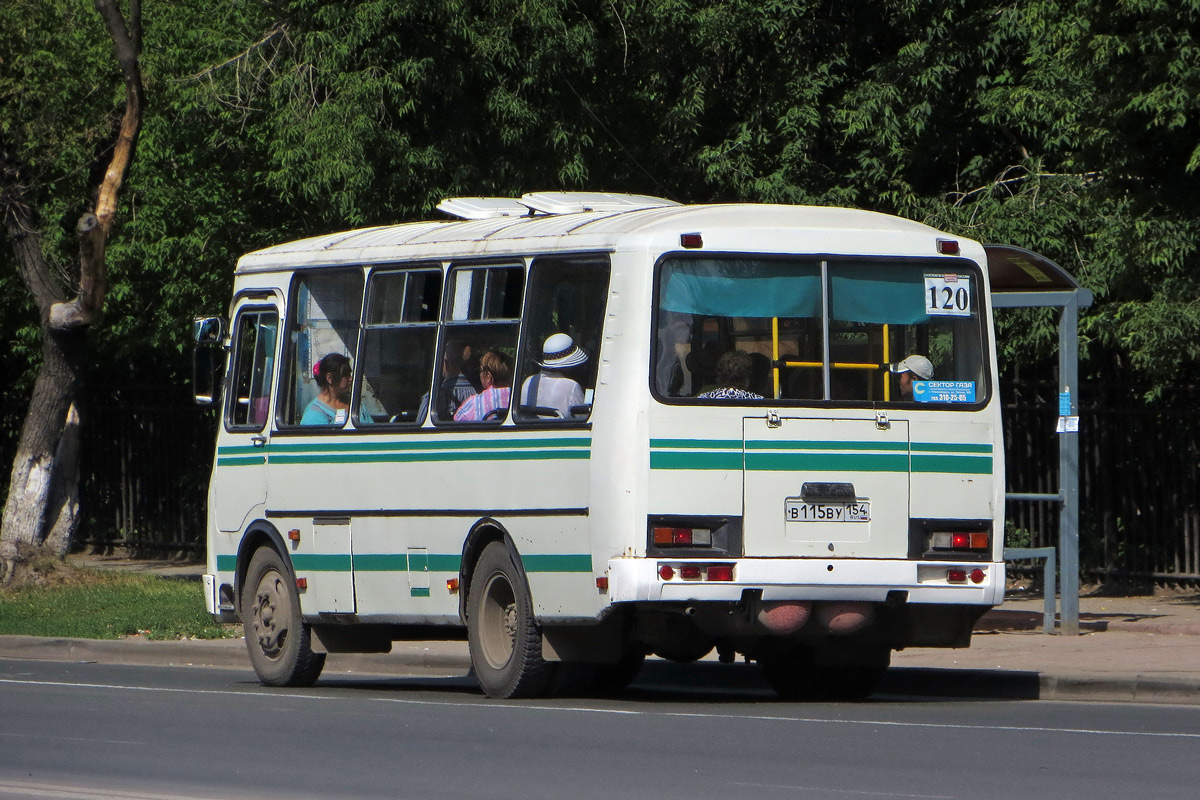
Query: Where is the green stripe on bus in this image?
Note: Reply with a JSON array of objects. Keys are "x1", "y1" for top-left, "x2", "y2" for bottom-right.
[
  {"x1": 911, "y1": 455, "x2": 993, "y2": 474},
  {"x1": 216, "y1": 456, "x2": 266, "y2": 466},
  {"x1": 353, "y1": 554, "x2": 409, "y2": 571},
  {"x1": 521, "y1": 554, "x2": 593, "y2": 573},
  {"x1": 217, "y1": 445, "x2": 269, "y2": 456},
  {"x1": 650, "y1": 438, "x2": 742, "y2": 450},
  {"x1": 746, "y1": 452, "x2": 911, "y2": 472},
  {"x1": 268, "y1": 437, "x2": 590, "y2": 453},
  {"x1": 744, "y1": 440, "x2": 909, "y2": 451},
  {"x1": 410, "y1": 587, "x2": 431, "y2": 598},
  {"x1": 650, "y1": 451, "x2": 744, "y2": 470},
  {"x1": 429, "y1": 554, "x2": 463, "y2": 572},
  {"x1": 269, "y1": 450, "x2": 589, "y2": 465},
  {"x1": 291, "y1": 553, "x2": 353, "y2": 571},
  {"x1": 911, "y1": 442, "x2": 992, "y2": 454},
  {"x1": 217, "y1": 552, "x2": 584, "y2": 574}
]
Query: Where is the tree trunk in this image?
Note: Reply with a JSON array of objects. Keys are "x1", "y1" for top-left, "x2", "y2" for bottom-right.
[
  {"x1": 0, "y1": 0, "x2": 142, "y2": 559},
  {"x1": 0, "y1": 332, "x2": 85, "y2": 556}
]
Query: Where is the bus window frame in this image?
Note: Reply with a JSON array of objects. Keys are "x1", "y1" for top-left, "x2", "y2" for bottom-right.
[
  {"x1": 355, "y1": 262, "x2": 444, "y2": 429},
  {"x1": 274, "y1": 266, "x2": 368, "y2": 432},
  {"x1": 511, "y1": 254, "x2": 612, "y2": 427},
  {"x1": 224, "y1": 305, "x2": 279, "y2": 434},
  {"x1": 433, "y1": 260, "x2": 526, "y2": 427},
  {"x1": 649, "y1": 251, "x2": 992, "y2": 411}
]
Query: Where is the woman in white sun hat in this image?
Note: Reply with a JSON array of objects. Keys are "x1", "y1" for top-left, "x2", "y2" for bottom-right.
[
  {"x1": 890, "y1": 353, "x2": 933, "y2": 399},
  {"x1": 519, "y1": 333, "x2": 588, "y2": 418}
]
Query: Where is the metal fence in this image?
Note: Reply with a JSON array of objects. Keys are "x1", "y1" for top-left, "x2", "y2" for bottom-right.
[
  {"x1": 1004, "y1": 381, "x2": 1200, "y2": 585},
  {"x1": 65, "y1": 382, "x2": 1200, "y2": 581},
  {"x1": 78, "y1": 400, "x2": 216, "y2": 553}
]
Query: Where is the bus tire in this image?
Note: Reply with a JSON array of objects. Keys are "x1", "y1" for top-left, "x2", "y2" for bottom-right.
[
  {"x1": 242, "y1": 547, "x2": 326, "y2": 687},
  {"x1": 467, "y1": 542, "x2": 553, "y2": 699}
]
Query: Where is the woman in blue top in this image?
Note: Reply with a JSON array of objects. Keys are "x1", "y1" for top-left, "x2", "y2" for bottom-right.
[{"x1": 302, "y1": 353, "x2": 353, "y2": 425}]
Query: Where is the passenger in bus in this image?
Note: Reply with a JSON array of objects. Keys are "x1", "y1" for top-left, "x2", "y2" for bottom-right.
[
  {"x1": 453, "y1": 350, "x2": 513, "y2": 422},
  {"x1": 301, "y1": 353, "x2": 353, "y2": 425},
  {"x1": 891, "y1": 353, "x2": 934, "y2": 399},
  {"x1": 697, "y1": 350, "x2": 765, "y2": 400},
  {"x1": 519, "y1": 333, "x2": 588, "y2": 418},
  {"x1": 417, "y1": 339, "x2": 478, "y2": 421}
]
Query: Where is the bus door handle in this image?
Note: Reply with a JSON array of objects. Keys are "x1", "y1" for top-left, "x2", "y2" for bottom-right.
[{"x1": 251, "y1": 435, "x2": 268, "y2": 448}]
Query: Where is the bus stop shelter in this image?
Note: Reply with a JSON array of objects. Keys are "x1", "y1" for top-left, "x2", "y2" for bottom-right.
[{"x1": 986, "y1": 245, "x2": 1094, "y2": 635}]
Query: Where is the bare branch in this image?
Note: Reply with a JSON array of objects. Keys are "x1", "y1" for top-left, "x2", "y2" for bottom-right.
[{"x1": 181, "y1": 23, "x2": 289, "y2": 82}]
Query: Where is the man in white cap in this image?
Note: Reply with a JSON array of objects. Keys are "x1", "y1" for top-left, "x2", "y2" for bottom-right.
[
  {"x1": 890, "y1": 354, "x2": 934, "y2": 398},
  {"x1": 520, "y1": 333, "x2": 588, "y2": 418}
]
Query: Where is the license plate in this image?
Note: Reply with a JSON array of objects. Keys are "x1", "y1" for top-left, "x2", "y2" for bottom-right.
[{"x1": 785, "y1": 500, "x2": 871, "y2": 522}]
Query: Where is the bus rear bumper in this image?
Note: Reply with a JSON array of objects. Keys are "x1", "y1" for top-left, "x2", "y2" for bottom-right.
[{"x1": 606, "y1": 557, "x2": 1005, "y2": 607}]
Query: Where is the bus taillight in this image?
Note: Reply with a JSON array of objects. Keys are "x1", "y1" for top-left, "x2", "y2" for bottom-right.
[
  {"x1": 930, "y1": 531, "x2": 989, "y2": 551},
  {"x1": 652, "y1": 527, "x2": 713, "y2": 547},
  {"x1": 706, "y1": 564, "x2": 734, "y2": 581}
]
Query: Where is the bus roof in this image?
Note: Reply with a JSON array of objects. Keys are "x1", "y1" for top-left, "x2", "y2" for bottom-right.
[{"x1": 234, "y1": 198, "x2": 970, "y2": 274}]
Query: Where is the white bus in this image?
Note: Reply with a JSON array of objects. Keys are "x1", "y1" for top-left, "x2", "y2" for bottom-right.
[{"x1": 194, "y1": 192, "x2": 1006, "y2": 700}]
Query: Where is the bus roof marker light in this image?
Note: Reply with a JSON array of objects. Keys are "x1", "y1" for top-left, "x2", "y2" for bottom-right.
[
  {"x1": 937, "y1": 238, "x2": 960, "y2": 255},
  {"x1": 680, "y1": 232, "x2": 703, "y2": 249}
]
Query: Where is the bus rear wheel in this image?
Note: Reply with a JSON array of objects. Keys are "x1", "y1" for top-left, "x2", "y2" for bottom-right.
[
  {"x1": 242, "y1": 547, "x2": 325, "y2": 687},
  {"x1": 467, "y1": 542, "x2": 553, "y2": 699}
]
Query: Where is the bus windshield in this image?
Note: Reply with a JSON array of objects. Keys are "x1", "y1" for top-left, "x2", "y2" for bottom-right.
[{"x1": 654, "y1": 256, "x2": 988, "y2": 405}]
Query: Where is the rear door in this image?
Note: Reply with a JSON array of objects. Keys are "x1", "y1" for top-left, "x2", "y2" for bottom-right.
[{"x1": 742, "y1": 415, "x2": 910, "y2": 558}]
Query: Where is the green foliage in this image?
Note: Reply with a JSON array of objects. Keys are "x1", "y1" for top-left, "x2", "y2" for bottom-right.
[
  {"x1": 4, "y1": 0, "x2": 1200, "y2": 416},
  {"x1": 0, "y1": 571, "x2": 234, "y2": 640}
]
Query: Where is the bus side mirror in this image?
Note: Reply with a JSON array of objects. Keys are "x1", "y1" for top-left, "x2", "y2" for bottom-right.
[
  {"x1": 193, "y1": 316, "x2": 225, "y2": 344},
  {"x1": 193, "y1": 316, "x2": 227, "y2": 406}
]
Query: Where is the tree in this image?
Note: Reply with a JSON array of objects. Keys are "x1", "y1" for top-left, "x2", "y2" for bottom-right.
[{"x1": 0, "y1": 0, "x2": 143, "y2": 556}]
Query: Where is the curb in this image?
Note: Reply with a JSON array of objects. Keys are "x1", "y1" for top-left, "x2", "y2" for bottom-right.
[{"x1": 978, "y1": 609, "x2": 1200, "y2": 636}]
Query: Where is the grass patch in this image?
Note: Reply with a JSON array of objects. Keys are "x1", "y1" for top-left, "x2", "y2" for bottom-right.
[{"x1": 0, "y1": 569, "x2": 238, "y2": 640}]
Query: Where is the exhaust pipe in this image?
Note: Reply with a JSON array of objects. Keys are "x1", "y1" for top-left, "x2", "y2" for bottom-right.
[{"x1": 814, "y1": 601, "x2": 875, "y2": 635}]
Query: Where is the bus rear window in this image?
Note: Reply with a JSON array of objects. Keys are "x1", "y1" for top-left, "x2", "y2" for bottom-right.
[{"x1": 654, "y1": 257, "x2": 988, "y2": 405}]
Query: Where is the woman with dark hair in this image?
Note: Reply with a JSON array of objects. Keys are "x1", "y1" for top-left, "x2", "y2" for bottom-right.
[{"x1": 302, "y1": 353, "x2": 353, "y2": 425}]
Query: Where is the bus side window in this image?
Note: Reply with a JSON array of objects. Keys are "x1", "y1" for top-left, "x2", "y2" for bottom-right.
[
  {"x1": 359, "y1": 268, "x2": 441, "y2": 425},
  {"x1": 436, "y1": 264, "x2": 523, "y2": 424},
  {"x1": 514, "y1": 257, "x2": 611, "y2": 422},
  {"x1": 227, "y1": 309, "x2": 278, "y2": 430},
  {"x1": 280, "y1": 270, "x2": 365, "y2": 427}
]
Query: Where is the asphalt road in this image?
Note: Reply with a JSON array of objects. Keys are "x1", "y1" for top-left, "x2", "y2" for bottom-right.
[{"x1": 2, "y1": 658, "x2": 1200, "y2": 800}]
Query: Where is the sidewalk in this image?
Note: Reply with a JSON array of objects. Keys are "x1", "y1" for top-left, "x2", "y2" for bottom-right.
[{"x1": 3, "y1": 557, "x2": 1198, "y2": 704}]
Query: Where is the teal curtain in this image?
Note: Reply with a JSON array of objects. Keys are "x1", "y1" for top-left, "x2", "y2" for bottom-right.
[
  {"x1": 830, "y1": 264, "x2": 929, "y2": 324},
  {"x1": 661, "y1": 259, "x2": 821, "y2": 318}
]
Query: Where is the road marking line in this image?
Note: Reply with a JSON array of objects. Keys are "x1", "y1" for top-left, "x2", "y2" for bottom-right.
[{"x1": 3, "y1": 677, "x2": 1199, "y2": 740}]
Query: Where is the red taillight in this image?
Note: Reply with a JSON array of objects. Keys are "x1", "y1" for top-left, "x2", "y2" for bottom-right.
[
  {"x1": 947, "y1": 569, "x2": 967, "y2": 583},
  {"x1": 658, "y1": 564, "x2": 674, "y2": 580},
  {"x1": 652, "y1": 527, "x2": 713, "y2": 547},
  {"x1": 680, "y1": 232, "x2": 703, "y2": 249},
  {"x1": 707, "y1": 565, "x2": 734, "y2": 581},
  {"x1": 680, "y1": 565, "x2": 702, "y2": 580},
  {"x1": 937, "y1": 239, "x2": 960, "y2": 255},
  {"x1": 931, "y1": 531, "x2": 990, "y2": 551},
  {"x1": 970, "y1": 569, "x2": 985, "y2": 584}
]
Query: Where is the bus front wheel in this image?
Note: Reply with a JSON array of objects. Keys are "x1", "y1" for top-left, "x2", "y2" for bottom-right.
[
  {"x1": 242, "y1": 547, "x2": 326, "y2": 687},
  {"x1": 467, "y1": 542, "x2": 553, "y2": 699}
]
